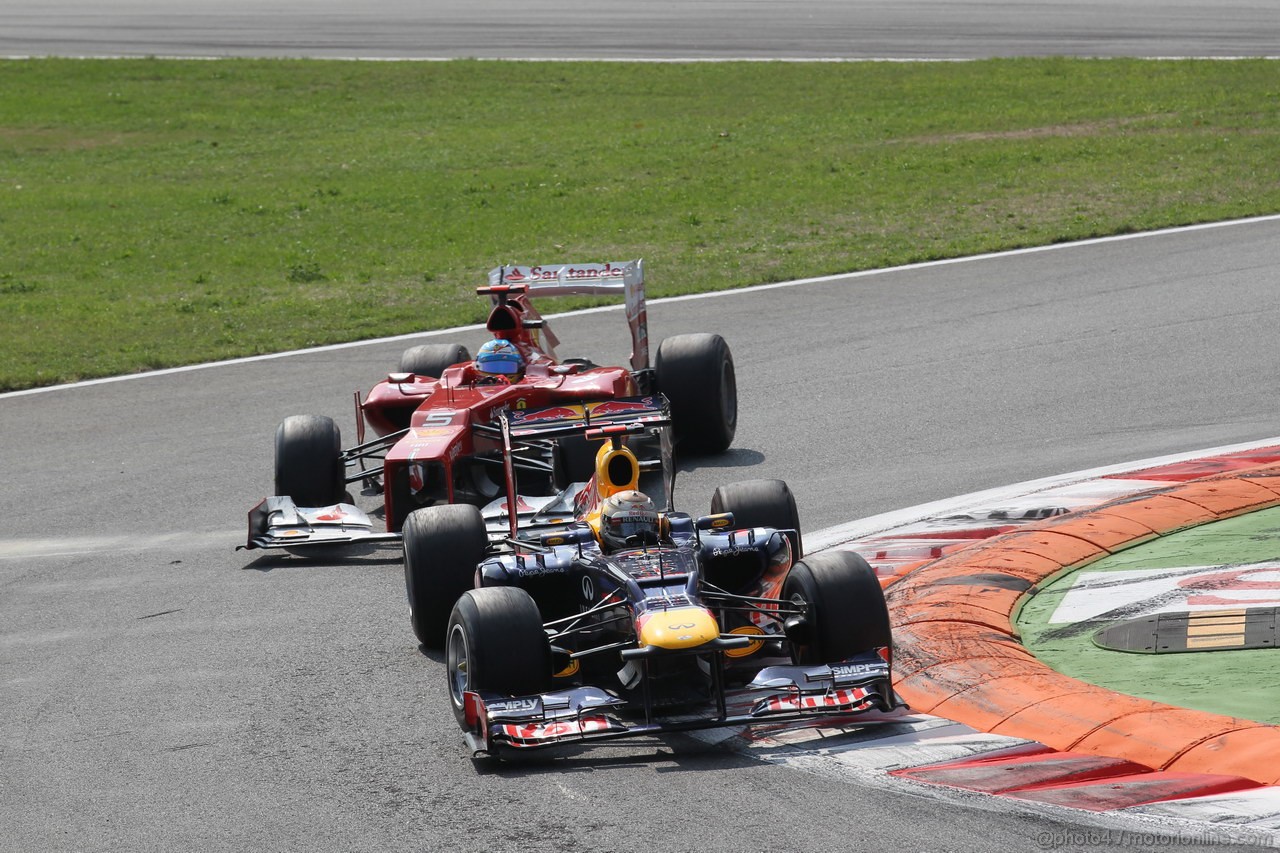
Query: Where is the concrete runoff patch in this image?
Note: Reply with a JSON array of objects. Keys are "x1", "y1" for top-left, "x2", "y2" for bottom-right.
[{"x1": 1130, "y1": 787, "x2": 1280, "y2": 830}]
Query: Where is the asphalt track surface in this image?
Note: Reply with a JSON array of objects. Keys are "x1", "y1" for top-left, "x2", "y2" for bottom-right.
[
  {"x1": 6, "y1": 218, "x2": 1280, "y2": 853},
  {"x1": 4, "y1": 0, "x2": 1280, "y2": 60},
  {"x1": 4, "y1": 6, "x2": 1280, "y2": 853}
]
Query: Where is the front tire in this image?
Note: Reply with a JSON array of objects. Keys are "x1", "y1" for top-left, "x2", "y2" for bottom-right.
[
  {"x1": 710, "y1": 478, "x2": 803, "y2": 557},
  {"x1": 655, "y1": 333, "x2": 737, "y2": 454},
  {"x1": 403, "y1": 504, "x2": 488, "y2": 648},
  {"x1": 398, "y1": 343, "x2": 470, "y2": 378},
  {"x1": 446, "y1": 587, "x2": 551, "y2": 726},
  {"x1": 782, "y1": 551, "x2": 891, "y2": 665},
  {"x1": 274, "y1": 414, "x2": 345, "y2": 507}
]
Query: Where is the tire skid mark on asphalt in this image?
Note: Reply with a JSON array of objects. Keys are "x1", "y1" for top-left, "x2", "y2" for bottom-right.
[{"x1": 0, "y1": 531, "x2": 239, "y2": 559}]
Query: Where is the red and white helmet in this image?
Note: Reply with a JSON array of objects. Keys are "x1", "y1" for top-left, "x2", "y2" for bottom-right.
[{"x1": 599, "y1": 490, "x2": 659, "y2": 551}]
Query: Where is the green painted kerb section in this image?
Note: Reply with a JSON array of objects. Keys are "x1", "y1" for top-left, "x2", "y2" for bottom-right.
[{"x1": 1015, "y1": 507, "x2": 1280, "y2": 725}]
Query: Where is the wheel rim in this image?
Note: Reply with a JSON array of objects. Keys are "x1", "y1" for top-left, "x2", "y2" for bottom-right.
[
  {"x1": 788, "y1": 591, "x2": 813, "y2": 663},
  {"x1": 446, "y1": 622, "x2": 471, "y2": 711}
]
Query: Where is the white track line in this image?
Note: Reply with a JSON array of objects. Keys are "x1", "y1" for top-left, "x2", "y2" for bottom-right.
[
  {"x1": 6, "y1": 56, "x2": 1279, "y2": 62},
  {"x1": 7, "y1": 214, "x2": 1280, "y2": 400},
  {"x1": 807, "y1": 433, "x2": 1280, "y2": 551}
]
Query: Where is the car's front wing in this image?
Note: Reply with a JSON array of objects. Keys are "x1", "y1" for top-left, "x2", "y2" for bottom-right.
[
  {"x1": 460, "y1": 654, "x2": 898, "y2": 757},
  {"x1": 242, "y1": 496, "x2": 401, "y2": 554}
]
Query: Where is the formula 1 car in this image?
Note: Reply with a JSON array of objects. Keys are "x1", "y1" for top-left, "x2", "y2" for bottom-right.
[
  {"x1": 244, "y1": 260, "x2": 737, "y2": 554},
  {"x1": 400, "y1": 396, "x2": 897, "y2": 757}
]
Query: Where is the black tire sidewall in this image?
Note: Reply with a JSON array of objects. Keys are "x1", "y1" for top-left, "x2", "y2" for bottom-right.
[
  {"x1": 447, "y1": 587, "x2": 551, "y2": 725},
  {"x1": 398, "y1": 343, "x2": 471, "y2": 378},
  {"x1": 782, "y1": 551, "x2": 891, "y2": 665},
  {"x1": 274, "y1": 414, "x2": 344, "y2": 507},
  {"x1": 655, "y1": 333, "x2": 737, "y2": 454},
  {"x1": 710, "y1": 478, "x2": 803, "y2": 557},
  {"x1": 403, "y1": 504, "x2": 488, "y2": 648},
  {"x1": 556, "y1": 434, "x2": 600, "y2": 485}
]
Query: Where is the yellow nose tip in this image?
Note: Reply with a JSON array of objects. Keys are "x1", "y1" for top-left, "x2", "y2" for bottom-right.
[{"x1": 638, "y1": 607, "x2": 720, "y2": 650}]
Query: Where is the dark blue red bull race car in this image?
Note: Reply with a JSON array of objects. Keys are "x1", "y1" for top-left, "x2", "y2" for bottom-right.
[
  {"x1": 243, "y1": 260, "x2": 737, "y2": 554},
  {"x1": 399, "y1": 397, "x2": 898, "y2": 758}
]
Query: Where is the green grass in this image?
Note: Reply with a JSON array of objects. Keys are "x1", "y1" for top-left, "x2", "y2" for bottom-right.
[{"x1": 2, "y1": 57, "x2": 1279, "y2": 390}]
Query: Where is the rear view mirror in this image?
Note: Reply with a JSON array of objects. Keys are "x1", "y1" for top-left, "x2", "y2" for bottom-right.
[
  {"x1": 695, "y1": 512, "x2": 735, "y2": 531},
  {"x1": 540, "y1": 527, "x2": 595, "y2": 548}
]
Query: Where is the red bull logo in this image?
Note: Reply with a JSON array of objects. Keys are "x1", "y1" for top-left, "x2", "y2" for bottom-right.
[
  {"x1": 514, "y1": 405, "x2": 583, "y2": 424},
  {"x1": 587, "y1": 398, "x2": 655, "y2": 417},
  {"x1": 575, "y1": 476, "x2": 602, "y2": 516}
]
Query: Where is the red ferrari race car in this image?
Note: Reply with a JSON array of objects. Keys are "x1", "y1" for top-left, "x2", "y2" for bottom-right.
[{"x1": 244, "y1": 260, "x2": 737, "y2": 554}]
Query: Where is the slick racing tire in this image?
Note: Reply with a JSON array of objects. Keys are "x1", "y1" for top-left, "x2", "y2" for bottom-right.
[
  {"x1": 782, "y1": 551, "x2": 891, "y2": 666},
  {"x1": 403, "y1": 504, "x2": 488, "y2": 648},
  {"x1": 446, "y1": 587, "x2": 551, "y2": 727},
  {"x1": 655, "y1": 333, "x2": 737, "y2": 454},
  {"x1": 398, "y1": 343, "x2": 471, "y2": 378},
  {"x1": 710, "y1": 478, "x2": 803, "y2": 557},
  {"x1": 274, "y1": 414, "x2": 345, "y2": 507}
]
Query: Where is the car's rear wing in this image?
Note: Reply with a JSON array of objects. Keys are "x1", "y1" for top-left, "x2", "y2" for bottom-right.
[
  {"x1": 487, "y1": 261, "x2": 648, "y2": 372},
  {"x1": 496, "y1": 395, "x2": 675, "y2": 541},
  {"x1": 504, "y1": 394, "x2": 670, "y2": 440}
]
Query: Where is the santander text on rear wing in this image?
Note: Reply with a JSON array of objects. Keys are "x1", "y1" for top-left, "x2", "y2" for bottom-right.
[
  {"x1": 489, "y1": 260, "x2": 648, "y2": 372},
  {"x1": 504, "y1": 394, "x2": 670, "y2": 441}
]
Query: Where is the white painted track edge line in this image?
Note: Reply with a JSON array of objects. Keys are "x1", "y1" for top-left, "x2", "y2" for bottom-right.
[
  {"x1": 805, "y1": 434, "x2": 1280, "y2": 552},
  {"x1": 6, "y1": 55, "x2": 1280, "y2": 63},
  {"x1": 7, "y1": 213, "x2": 1280, "y2": 400}
]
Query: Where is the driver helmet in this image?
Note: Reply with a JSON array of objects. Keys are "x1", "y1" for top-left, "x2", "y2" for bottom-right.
[
  {"x1": 475, "y1": 338, "x2": 524, "y2": 378},
  {"x1": 599, "y1": 490, "x2": 659, "y2": 551}
]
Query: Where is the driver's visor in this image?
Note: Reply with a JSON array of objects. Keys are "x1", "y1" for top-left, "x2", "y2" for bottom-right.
[{"x1": 477, "y1": 355, "x2": 522, "y2": 374}]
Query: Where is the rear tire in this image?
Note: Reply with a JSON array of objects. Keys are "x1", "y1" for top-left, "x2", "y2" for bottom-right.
[
  {"x1": 403, "y1": 504, "x2": 488, "y2": 648},
  {"x1": 399, "y1": 343, "x2": 471, "y2": 378},
  {"x1": 710, "y1": 478, "x2": 803, "y2": 557},
  {"x1": 274, "y1": 415, "x2": 345, "y2": 507},
  {"x1": 781, "y1": 551, "x2": 891, "y2": 665},
  {"x1": 655, "y1": 333, "x2": 736, "y2": 454},
  {"x1": 446, "y1": 587, "x2": 551, "y2": 726}
]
